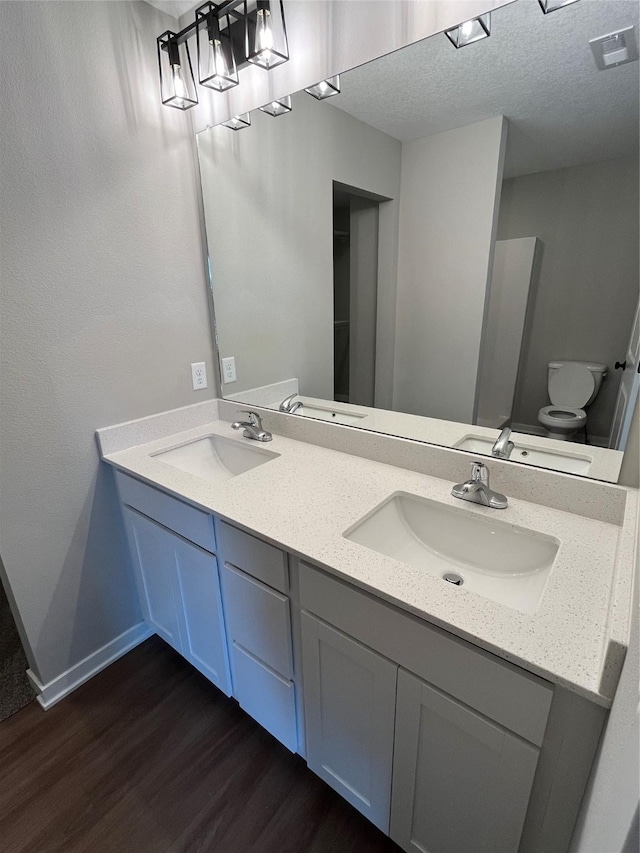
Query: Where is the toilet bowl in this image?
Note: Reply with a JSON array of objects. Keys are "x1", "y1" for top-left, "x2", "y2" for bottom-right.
[
  {"x1": 537, "y1": 361, "x2": 607, "y2": 441},
  {"x1": 538, "y1": 405, "x2": 587, "y2": 439}
]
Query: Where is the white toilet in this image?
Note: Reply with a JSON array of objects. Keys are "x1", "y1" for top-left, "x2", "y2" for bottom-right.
[{"x1": 538, "y1": 361, "x2": 607, "y2": 440}]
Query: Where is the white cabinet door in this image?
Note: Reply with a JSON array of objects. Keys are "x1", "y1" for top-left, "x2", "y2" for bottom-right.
[
  {"x1": 124, "y1": 507, "x2": 184, "y2": 654},
  {"x1": 174, "y1": 536, "x2": 231, "y2": 696},
  {"x1": 301, "y1": 612, "x2": 397, "y2": 832},
  {"x1": 124, "y1": 507, "x2": 231, "y2": 696},
  {"x1": 391, "y1": 669, "x2": 540, "y2": 853}
]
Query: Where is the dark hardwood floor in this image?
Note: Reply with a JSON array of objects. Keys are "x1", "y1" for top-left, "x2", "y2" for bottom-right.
[{"x1": 0, "y1": 636, "x2": 402, "y2": 853}]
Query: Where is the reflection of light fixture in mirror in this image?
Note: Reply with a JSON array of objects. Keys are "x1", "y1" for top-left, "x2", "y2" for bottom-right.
[
  {"x1": 305, "y1": 75, "x2": 341, "y2": 100},
  {"x1": 259, "y1": 95, "x2": 292, "y2": 116},
  {"x1": 197, "y1": 4, "x2": 239, "y2": 92},
  {"x1": 222, "y1": 113, "x2": 252, "y2": 130},
  {"x1": 157, "y1": 32, "x2": 198, "y2": 110},
  {"x1": 445, "y1": 14, "x2": 490, "y2": 48},
  {"x1": 246, "y1": 0, "x2": 289, "y2": 70},
  {"x1": 538, "y1": 0, "x2": 580, "y2": 13}
]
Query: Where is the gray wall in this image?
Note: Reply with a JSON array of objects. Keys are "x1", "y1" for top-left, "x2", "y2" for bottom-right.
[
  {"x1": 498, "y1": 155, "x2": 639, "y2": 441},
  {"x1": 394, "y1": 116, "x2": 508, "y2": 423},
  {"x1": 0, "y1": 1, "x2": 215, "y2": 685},
  {"x1": 198, "y1": 91, "x2": 402, "y2": 400}
]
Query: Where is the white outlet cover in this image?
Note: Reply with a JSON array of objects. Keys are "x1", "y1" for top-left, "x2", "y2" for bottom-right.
[
  {"x1": 222, "y1": 356, "x2": 237, "y2": 383},
  {"x1": 191, "y1": 362, "x2": 207, "y2": 391}
]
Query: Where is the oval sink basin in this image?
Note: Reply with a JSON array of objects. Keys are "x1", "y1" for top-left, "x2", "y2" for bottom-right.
[
  {"x1": 344, "y1": 492, "x2": 559, "y2": 614},
  {"x1": 152, "y1": 435, "x2": 279, "y2": 482},
  {"x1": 454, "y1": 435, "x2": 592, "y2": 475}
]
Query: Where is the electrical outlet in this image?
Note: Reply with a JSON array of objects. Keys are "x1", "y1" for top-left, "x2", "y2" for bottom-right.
[
  {"x1": 191, "y1": 362, "x2": 207, "y2": 391},
  {"x1": 222, "y1": 356, "x2": 237, "y2": 384}
]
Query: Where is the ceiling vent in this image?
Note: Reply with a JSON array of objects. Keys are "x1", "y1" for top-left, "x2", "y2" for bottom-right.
[{"x1": 590, "y1": 26, "x2": 639, "y2": 70}]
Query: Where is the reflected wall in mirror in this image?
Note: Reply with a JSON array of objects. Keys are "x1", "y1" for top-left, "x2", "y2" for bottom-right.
[{"x1": 198, "y1": 0, "x2": 639, "y2": 482}]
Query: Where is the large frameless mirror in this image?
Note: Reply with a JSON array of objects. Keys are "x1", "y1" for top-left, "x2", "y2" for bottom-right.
[{"x1": 197, "y1": 0, "x2": 639, "y2": 482}]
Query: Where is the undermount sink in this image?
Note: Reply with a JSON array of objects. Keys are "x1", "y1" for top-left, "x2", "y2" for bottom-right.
[
  {"x1": 344, "y1": 492, "x2": 559, "y2": 614},
  {"x1": 297, "y1": 404, "x2": 366, "y2": 426},
  {"x1": 152, "y1": 435, "x2": 279, "y2": 482},
  {"x1": 454, "y1": 435, "x2": 592, "y2": 475}
]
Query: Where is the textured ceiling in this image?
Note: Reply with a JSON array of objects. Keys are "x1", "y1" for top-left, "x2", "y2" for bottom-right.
[{"x1": 330, "y1": 0, "x2": 639, "y2": 177}]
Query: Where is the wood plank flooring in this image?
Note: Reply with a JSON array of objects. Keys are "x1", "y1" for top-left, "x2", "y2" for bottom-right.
[{"x1": 0, "y1": 636, "x2": 402, "y2": 853}]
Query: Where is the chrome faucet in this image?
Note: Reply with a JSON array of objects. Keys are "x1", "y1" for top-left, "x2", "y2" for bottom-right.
[
  {"x1": 491, "y1": 427, "x2": 514, "y2": 460},
  {"x1": 279, "y1": 393, "x2": 303, "y2": 414},
  {"x1": 452, "y1": 462, "x2": 508, "y2": 509},
  {"x1": 231, "y1": 411, "x2": 273, "y2": 442}
]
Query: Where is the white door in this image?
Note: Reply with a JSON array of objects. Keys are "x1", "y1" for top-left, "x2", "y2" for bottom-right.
[
  {"x1": 390, "y1": 669, "x2": 540, "y2": 853},
  {"x1": 610, "y1": 298, "x2": 640, "y2": 450},
  {"x1": 174, "y1": 538, "x2": 231, "y2": 695},
  {"x1": 123, "y1": 508, "x2": 184, "y2": 654},
  {"x1": 301, "y1": 613, "x2": 397, "y2": 832}
]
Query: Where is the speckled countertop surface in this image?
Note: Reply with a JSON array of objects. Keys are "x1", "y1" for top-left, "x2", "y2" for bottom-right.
[{"x1": 98, "y1": 415, "x2": 637, "y2": 708}]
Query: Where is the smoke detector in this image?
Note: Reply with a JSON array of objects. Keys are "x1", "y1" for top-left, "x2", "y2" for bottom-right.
[{"x1": 590, "y1": 26, "x2": 639, "y2": 70}]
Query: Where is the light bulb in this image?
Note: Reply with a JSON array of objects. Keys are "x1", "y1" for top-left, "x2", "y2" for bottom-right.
[
  {"x1": 460, "y1": 20, "x2": 474, "y2": 38},
  {"x1": 172, "y1": 64, "x2": 186, "y2": 105},
  {"x1": 211, "y1": 38, "x2": 230, "y2": 81},
  {"x1": 255, "y1": 7, "x2": 274, "y2": 64}
]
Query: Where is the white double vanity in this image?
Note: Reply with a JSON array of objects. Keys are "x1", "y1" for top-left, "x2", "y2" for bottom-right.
[{"x1": 97, "y1": 398, "x2": 637, "y2": 853}]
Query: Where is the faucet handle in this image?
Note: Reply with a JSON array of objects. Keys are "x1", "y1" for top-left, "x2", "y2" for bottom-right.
[
  {"x1": 471, "y1": 461, "x2": 489, "y2": 484},
  {"x1": 279, "y1": 394, "x2": 297, "y2": 412},
  {"x1": 238, "y1": 410, "x2": 261, "y2": 427}
]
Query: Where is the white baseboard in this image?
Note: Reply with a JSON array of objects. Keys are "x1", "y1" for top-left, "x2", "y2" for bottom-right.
[{"x1": 27, "y1": 622, "x2": 153, "y2": 710}]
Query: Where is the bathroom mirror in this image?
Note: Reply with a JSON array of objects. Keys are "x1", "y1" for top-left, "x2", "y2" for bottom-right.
[{"x1": 197, "y1": 0, "x2": 639, "y2": 482}]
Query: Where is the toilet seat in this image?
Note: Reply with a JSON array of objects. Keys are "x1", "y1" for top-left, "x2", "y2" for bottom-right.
[{"x1": 538, "y1": 405, "x2": 586, "y2": 430}]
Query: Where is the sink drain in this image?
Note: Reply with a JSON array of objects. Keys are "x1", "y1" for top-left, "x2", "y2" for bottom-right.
[{"x1": 442, "y1": 572, "x2": 464, "y2": 586}]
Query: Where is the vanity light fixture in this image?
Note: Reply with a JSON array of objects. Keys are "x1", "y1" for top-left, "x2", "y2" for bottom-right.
[
  {"x1": 538, "y1": 0, "x2": 580, "y2": 13},
  {"x1": 157, "y1": 0, "x2": 290, "y2": 111},
  {"x1": 157, "y1": 32, "x2": 198, "y2": 110},
  {"x1": 259, "y1": 95, "x2": 292, "y2": 116},
  {"x1": 196, "y1": 3, "x2": 239, "y2": 91},
  {"x1": 304, "y1": 75, "x2": 341, "y2": 100},
  {"x1": 445, "y1": 14, "x2": 491, "y2": 48},
  {"x1": 245, "y1": 0, "x2": 289, "y2": 70},
  {"x1": 222, "y1": 112, "x2": 252, "y2": 130}
]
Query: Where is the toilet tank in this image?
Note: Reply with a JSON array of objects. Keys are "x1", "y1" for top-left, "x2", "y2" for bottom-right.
[{"x1": 548, "y1": 361, "x2": 608, "y2": 406}]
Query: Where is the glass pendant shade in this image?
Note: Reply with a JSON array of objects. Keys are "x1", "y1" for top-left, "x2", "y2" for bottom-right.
[
  {"x1": 538, "y1": 0, "x2": 580, "y2": 12},
  {"x1": 445, "y1": 14, "x2": 491, "y2": 48},
  {"x1": 245, "y1": 0, "x2": 289, "y2": 70},
  {"x1": 304, "y1": 75, "x2": 340, "y2": 100},
  {"x1": 197, "y1": 6, "x2": 239, "y2": 92},
  {"x1": 222, "y1": 113, "x2": 251, "y2": 130},
  {"x1": 259, "y1": 95, "x2": 292, "y2": 116},
  {"x1": 157, "y1": 32, "x2": 198, "y2": 110}
]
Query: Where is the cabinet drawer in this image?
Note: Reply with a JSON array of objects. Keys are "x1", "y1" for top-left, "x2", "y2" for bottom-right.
[
  {"x1": 116, "y1": 471, "x2": 216, "y2": 553},
  {"x1": 222, "y1": 564, "x2": 293, "y2": 678},
  {"x1": 231, "y1": 642, "x2": 297, "y2": 752},
  {"x1": 217, "y1": 520, "x2": 287, "y2": 592},
  {"x1": 299, "y1": 562, "x2": 552, "y2": 746}
]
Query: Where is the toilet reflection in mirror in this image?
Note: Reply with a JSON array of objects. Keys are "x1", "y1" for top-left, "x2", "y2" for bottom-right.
[
  {"x1": 197, "y1": 0, "x2": 639, "y2": 481},
  {"x1": 537, "y1": 362, "x2": 607, "y2": 441}
]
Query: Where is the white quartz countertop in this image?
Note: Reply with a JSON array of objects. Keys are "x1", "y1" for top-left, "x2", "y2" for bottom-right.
[{"x1": 99, "y1": 417, "x2": 637, "y2": 708}]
